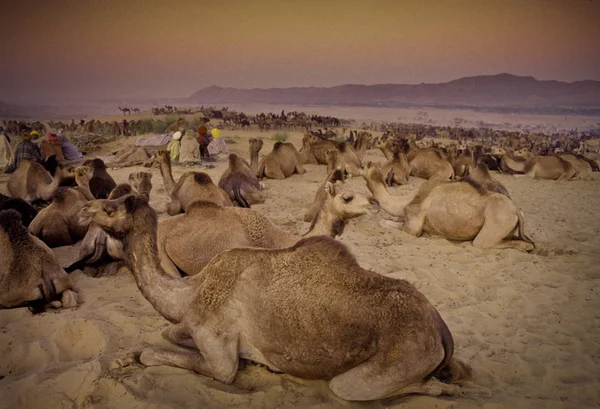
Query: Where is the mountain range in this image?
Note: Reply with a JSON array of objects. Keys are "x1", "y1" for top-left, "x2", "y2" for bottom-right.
[{"x1": 189, "y1": 74, "x2": 600, "y2": 115}]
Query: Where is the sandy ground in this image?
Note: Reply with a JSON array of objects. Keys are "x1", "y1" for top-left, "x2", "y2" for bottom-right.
[{"x1": 0, "y1": 129, "x2": 599, "y2": 409}]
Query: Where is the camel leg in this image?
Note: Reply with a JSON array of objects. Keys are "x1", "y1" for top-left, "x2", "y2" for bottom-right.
[
  {"x1": 472, "y1": 200, "x2": 519, "y2": 250},
  {"x1": 162, "y1": 323, "x2": 196, "y2": 349},
  {"x1": 0, "y1": 285, "x2": 44, "y2": 308},
  {"x1": 140, "y1": 327, "x2": 239, "y2": 384},
  {"x1": 52, "y1": 289, "x2": 78, "y2": 309},
  {"x1": 490, "y1": 240, "x2": 534, "y2": 252},
  {"x1": 159, "y1": 254, "x2": 183, "y2": 278},
  {"x1": 295, "y1": 163, "x2": 306, "y2": 175},
  {"x1": 266, "y1": 167, "x2": 285, "y2": 180},
  {"x1": 167, "y1": 200, "x2": 183, "y2": 215},
  {"x1": 401, "y1": 205, "x2": 425, "y2": 236}
]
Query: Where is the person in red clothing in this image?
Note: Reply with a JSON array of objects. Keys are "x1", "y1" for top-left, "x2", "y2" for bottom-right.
[{"x1": 197, "y1": 125, "x2": 215, "y2": 162}]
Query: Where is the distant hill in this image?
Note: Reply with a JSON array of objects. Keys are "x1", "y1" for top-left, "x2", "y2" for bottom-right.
[{"x1": 189, "y1": 74, "x2": 600, "y2": 115}]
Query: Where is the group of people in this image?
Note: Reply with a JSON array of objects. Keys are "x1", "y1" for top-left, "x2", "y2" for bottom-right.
[
  {"x1": 166, "y1": 124, "x2": 228, "y2": 167},
  {"x1": 2, "y1": 130, "x2": 84, "y2": 173}
]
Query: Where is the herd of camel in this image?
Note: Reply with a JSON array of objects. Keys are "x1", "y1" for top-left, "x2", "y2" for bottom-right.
[{"x1": 1, "y1": 125, "x2": 598, "y2": 402}]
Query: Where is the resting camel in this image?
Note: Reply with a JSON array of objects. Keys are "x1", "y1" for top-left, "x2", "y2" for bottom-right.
[
  {"x1": 81, "y1": 194, "x2": 472, "y2": 401},
  {"x1": 248, "y1": 138, "x2": 263, "y2": 174},
  {"x1": 523, "y1": 156, "x2": 575, "y2": 180},
  {"x1": 406, "y1": 149, "x2": 454, "y2": 180},
  {"x1": 362, "y1": 163, "x2": 534, "y2": 251},
  {"x1": 352, "y1": 131, "x2": 373, "y2": 161},
  {"x1": 218, "y1": 153, "x2": 265, "y2": 207},
  {"x1": 325, "y1": 143, "x2": 362, "y2": 177},
  {"x1": 257, "y1": 142, "x2": 305, "y2": 180},
  {"x1": 7, "y1": 160, "x2": 77, "y2": 202},
  {"x1": 157, "y1": 150, "x2": 232, "y2": 214},
  {"x1": 28, "y1": 166, "x2": 94, "y2": 247},
  {"x1": 128, "y1": 171, "x2": 153, "y2": 199},
  {"x1": 0, "y1": 209, "x2": 78, "y2": 311},
  {"x1": 106, "y1": 147, "x2": 152, "y2": 169},
  {"x1": 558, "y1": 154, "x2": 592, "y2": 180},
  {"x1": 0, "y1": 193, "x2": 37, "y2": 227},
  {"x1": 452, "y1": 147, "x2": 474, "y2": 179},
  {"x1": 303, "y1": 169, "x2": 345, "y2": 222},
  {"x1": 371, "y1": 136, "x2": 410, "y2": 186},
  {"x1": 301, "y1": 134, "x2": 336, "y2": 165},
  {"x1": 82, "y1": 158, "x2": 117, "y2": 199}
]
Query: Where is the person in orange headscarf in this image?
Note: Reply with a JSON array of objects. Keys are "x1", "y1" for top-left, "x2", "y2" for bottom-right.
[
  {"x1": 196, "y1": 125, "x2": 215, "y2": 162},
  {"x1": 40, "y1": 132, "x2": 65, "y2": 161}
]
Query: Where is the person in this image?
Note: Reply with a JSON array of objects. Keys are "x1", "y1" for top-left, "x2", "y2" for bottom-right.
[
  {"x1": 197, "y1": 125, "x2": 215, "y2": 162},
  {"x1": 0, "y1": 131, "x2": 14, "y2": 169},
  {"x1": 57, "y1": 132, "x2": 84, "y2": 161},
  {"x1": 4, "y1": 131, "x2": 43, "y2": 173},
  {"x1": 40, "y1": 133, "x2": 66, "y2": 161},
  {"x1": 207, "y1": 127, "x2": 228, "y2": 156},
  {"x1": 167, "y1": 131, "x2": 182, "y2": 162}
]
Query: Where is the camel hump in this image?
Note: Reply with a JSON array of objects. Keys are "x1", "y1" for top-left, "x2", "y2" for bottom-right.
[
  {"x1": 273, "y1": 142, "x2": 284, "y2": 151},
  {"x1": 193, "y1": 172, "x2": 214, "y2": 185},
  {"x1": 52, "y1": 187, "x2": 75, "y2": 204},
  {"x1": 291, "y1": 235, "x2": 357, "y2": 263}
]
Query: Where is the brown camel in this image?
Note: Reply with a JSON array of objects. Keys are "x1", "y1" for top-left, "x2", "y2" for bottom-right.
[
  {"x1": 303, "y1": 169, "x2": 345, "y2": 222},
  {"x1": 464, "y1": 163, "x2": 510, "y2": 198},
  {"x1": 452, "y1": 147, "x2": 474, "y2": 179},
  {"x1": 371, "y1": 136, "x2": 410, "y2": 186},
  {"x1": 0, "y1": 209, "x2": 78, "y2": 311},
  {"x1": 523, "y1": 156, "x2": 576, "y2": 180},
  {"x1": 301, "y1": 134, "x2": 336, "y2": 165},
  {"x1": 8, "y1": 160, "x2": 77, "y2": 202},
  {"x1": 257, "y1": 142, "x2": 305, "y2": 180},
  {"x1": 27, "y1": 166, "x2": 94, "y2": 247},
  {"x1": 325, "y1": 143, "x2": 362, "y2": 177},
  {"x1": 82, "y1": 158, "x2": 117, "y2": 199},
  {"x1": 248, "y1": 138, "x2": 263, "y2": 175},
  {"x1": 218, "y1": 153, "x2": 265, "y2": 207},
  {"x1": 80, "y1": 194, "x2": 472, "y2": 401},
  {"x1": 352, "y1": 131, "x2": 373, "y2": 161},
  {"x1": 156, "y1": 150, "x2": 233, "y2": 214},
  {"x1": 128, "y1": 171, "x2": 153, "y2": 199},
  {"x1": 362, "y1": 163, "x2": 534, "y2": 251}
]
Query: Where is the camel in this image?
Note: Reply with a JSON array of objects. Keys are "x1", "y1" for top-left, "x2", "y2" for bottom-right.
[
  {"x1": 301, "y1": 134, "x2": 336, "y2": 165},
  {"x1": 523, "y1": 156, "x2": 576, "y2": 180},
  {"x1": 362, "y1": 163, "x2": 534, "y2": 251},
  {"x1": 218, "y1": 153, "x2": 265, "y2": 207},
  {"x1": 406, "y1": 149, "x2": 454, "y2": 180},
  {"x1": 82, "y1": 158, "x2": 117, "y2": 199},
  {"x1": 106, "y1": 147, "x2": 152, "y2": 169},
  {"x1": 558, "y1": 154, "x2": 592, "y2": 180},
  {"x1": 371, "y1": 136, "x2": 410, "y2": 186},
  {"x1": 352, "y1": 131, "x2": 373, "y2": 161},
  {"x1": 7, "y1": 160, "x2": 77, "y2": 202},
  {"x1": 257, "y1": 142, "x2": 305, "y2": 180},
  {"x1": 157, "y1": 150, "x2": 233, "y2": 214},
  {"x1": 28, "y1": 166, "x2": 94, "y2": 247},
  {"x1": 303, "y1": 169, "x2": 345, "y2": 222},
  {"x1": 463, "y1": 163, "x2": 510, "y2": 198},
  {"x1": 118, "y1": 107, "x2": 131, "y2": 115},
  {"x1": 0, "y1": 209, "x2": 78, "y2": 311},
  {"x1": 325, "y1": 143, "x2": 362, "y2": 177},
  {"x1": 0, "y1": 193, "x2": 37, "y2": 227},
  {"x1": 452, "y1": 148, "x2": 474, "y2": 179},
  {"x1": 81, "y1": 194, "x2": 472, "y2": 401}
]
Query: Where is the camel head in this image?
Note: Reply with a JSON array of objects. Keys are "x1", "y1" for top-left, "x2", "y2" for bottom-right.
[
  {"x1": 156, "y1": 150, "x2": 170, "y2": 165},
  {"x1": 74, "y1": 165, "x2": 93, "y2": 186},
  {"x1": 361, "y1": 161, "x2": 386, "y2": 185},
  {"x1": 249, "y1": 138, "x2": 263, "y2": 154},
  {"x1": 128, "y1": 172, "x2": 153, "y2": 197},
  {"x1": 78, "y1": 195, "x2": 138, "y2": 237},
  {"x1": 323, "y1": 181, "x2": 379, "y2": 221}
]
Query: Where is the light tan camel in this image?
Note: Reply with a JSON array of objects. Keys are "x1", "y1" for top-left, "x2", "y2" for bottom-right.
[
  {"x1": 218, "y1": 153, "x2": 265, "y2": 207},
  {"x1": 452, "y1": 147, "x2": 474, "y2": 179},
  {"x1": 558, "y1": 154, "x2": 592, "y2": 180},
  {"x1": 301, "y1": 134, "x2": 336, "y2": 165},
  {"x1": 27, "y1": 166, "x2": 94, "y2": 247},
  {"x1": 371, "y1": 136, "x2": 410, "y2": 186},
  {"x1": 303, "y1": 169, "x2": 345, "y2": 222},
  {"x1": 406, "y1": 149, "x2": 454, "y2": 180},
  {"x1": 325, "y1": 144, "x2": 362, "y2": 177},
  {"x1": 0, "y1": 209, "x2": 78, "y2": 311},
  {"x1": 7, "y1": 160, "x2": 77, "y2": 202},
  {"x1": 352, "y1": 131, "x2": 373, "y2": 161},
  {"x1": 523, "y1": 156, "x2": 576, "y2": 180},
  {"x1": 496, "y1": 149, "x2": 528, "y2": 174},
  {"x1": 363, "y1": 163, "x2": 534, "y2": 251},
  {"x1": 248, "y1": 138, "x2": 263, "y2": 175},
  {"x1": 156, "y1": 150, "x2": 233, "y2": 214},
  {"x1": 106, "y1": 147, "x2": 152, "y2": 169},
  {"x1": 257, "y1": 142, "x2": 305, "y2": 180},
  {"x1": 79, "y1": 194, "x2": 473, "y2": 401}
]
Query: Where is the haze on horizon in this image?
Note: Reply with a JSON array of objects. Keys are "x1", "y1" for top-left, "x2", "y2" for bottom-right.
[{"x1": 1, "y1": 0, "x2": 599, "y2": 105}]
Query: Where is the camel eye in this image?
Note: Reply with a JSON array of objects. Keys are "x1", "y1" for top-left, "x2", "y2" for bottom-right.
[
  {"x1": 104, "y1": 208, "x2": 113, "y2": 216},
  {"x1": 343, "y1": 195, "x2": 353, "y2": 203}
]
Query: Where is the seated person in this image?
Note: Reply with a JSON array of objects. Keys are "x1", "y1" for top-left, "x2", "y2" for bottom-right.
[
  {"x1": 40, "y1": 133, "x2": 66, "y2": 161},
  {"x1": 4, "y1": 131, "x2": 43, "y2": 173},
  {"x1": 57, "y1": 133, "x2": 84, "y2": 161}
]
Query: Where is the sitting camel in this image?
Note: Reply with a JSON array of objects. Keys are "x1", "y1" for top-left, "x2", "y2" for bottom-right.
[
  {"x1": 77, "y1": 179, "x2": 379, "y2": 278},
  {"x1": 362, "y1": 162, "x2": 534, "y2": 251},
  {"x1": 371, "y1": 136, "x2": 410, "y2": 186},
  {"x1": 406, "y1": 148, "x2": 454, "y2": 180},
  {"x1": 464, "y1": 163, "x2": 510, "y2": 198},
  {"x1": 325, "y1": 143, "x2": 362, "y2": 177},
  {"x1": 28, "y1": 166, "x2": 94, "y2": 247},
  {"x1": 0, "y1": 209, "x2": 78, "y2": 311},
  {"x1": 7, "y1": 160, "x2": 77, "y2": 202},
  {"x1": 303, "y1": 169, "x2": 345, "y2": 222},
  {"x1": 0, "y1": 193, "x2": 37, "y2": 227},
  {"x1": 558, "y1": 154, "x2": 592, "y2": 180},
  {"x1": 523, "y1": 155, "x2": 575, "y2": 180},
  {"x1": 79, "y1": 194, "x2": 473, "y2": 401},
  {"x1": 300, "y1": 134, "x2": 336, "y2": 165},
  {"x1": 128, "y1": 171, "x2": 153, "y2": 199},
  {"x1": 82, "y1": 158, "x2": 117, "y2": 199},
  {"x1": 156, "y1": 150, "x2": 233, "y2": 214},
  {"x1": 257, "y1": 142, "x2": 305, "y2": 180},
  {"x1": 218, "y1": 153, "x2": 265, "y2": 207}
]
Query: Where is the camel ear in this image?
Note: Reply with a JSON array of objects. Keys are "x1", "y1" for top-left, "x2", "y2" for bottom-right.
[{"x1": 325, "y1": 181, "x2": 336, "y2": 197}]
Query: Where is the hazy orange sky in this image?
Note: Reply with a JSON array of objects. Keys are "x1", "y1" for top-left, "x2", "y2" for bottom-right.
[{"x1": 1, "y1": 0, "x2": 599, "y2": 103}]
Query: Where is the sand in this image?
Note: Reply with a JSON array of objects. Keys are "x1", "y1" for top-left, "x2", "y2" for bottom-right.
[{"x1": 1, "y1": 128, "x2": 599, "y2": 409}]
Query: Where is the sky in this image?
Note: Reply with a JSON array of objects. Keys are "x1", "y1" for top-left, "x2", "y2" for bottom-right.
[{"x1": 1, "y1": 0, "x2": 599, "y2": 104}]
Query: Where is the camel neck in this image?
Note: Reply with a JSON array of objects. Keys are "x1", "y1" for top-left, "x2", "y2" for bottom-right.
[
  {"x1": 365, "y1": 177, "x2": 413, "y2": 217},
  {"x1": 250, "y1": 150, "x2": 259, "y2": 175},
  {"x1": 124, "y1": 209, "x2": 191, "y2": 323},
  {"x1": 159, "y1": 161, "x2": 176, "y2": 195}
]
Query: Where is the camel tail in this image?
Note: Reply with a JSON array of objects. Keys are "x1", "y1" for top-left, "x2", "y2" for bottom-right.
[
  {"x1": 429, "y1": 311, "x2": 473, "y2": 384},
  {"x1": 516, "y1": 210, "x2": 535, "y2": 249}
]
